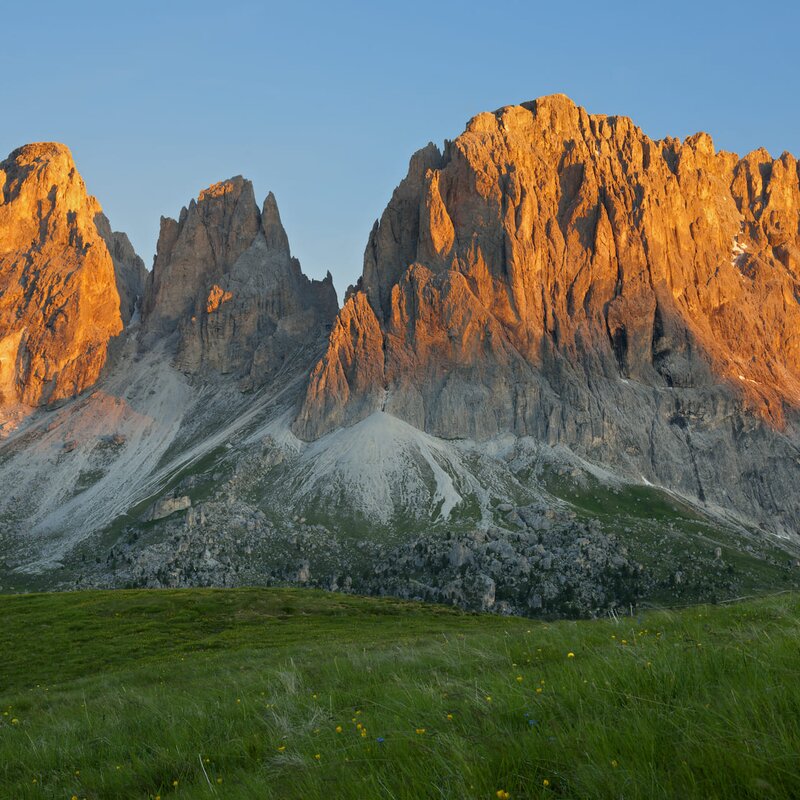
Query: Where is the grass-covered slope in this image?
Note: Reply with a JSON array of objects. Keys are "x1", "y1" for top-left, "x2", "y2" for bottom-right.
[{"x1": 1, "y1": 589, "x2": 799, "y2": 799}]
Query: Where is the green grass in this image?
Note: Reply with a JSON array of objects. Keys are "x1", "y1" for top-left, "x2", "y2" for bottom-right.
[{"x1": 1, "y1": 588, "x2": 799, "y2": 799}]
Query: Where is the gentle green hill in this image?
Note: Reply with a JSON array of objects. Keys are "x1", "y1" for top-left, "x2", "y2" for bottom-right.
[{"x1": 1, "y1": 589, "x2": 799, "y2": 799}]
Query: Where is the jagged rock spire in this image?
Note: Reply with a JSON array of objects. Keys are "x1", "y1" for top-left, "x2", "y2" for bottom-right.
[{"x1": 142, "y1": 177, "x2": 338, "y2": 387}]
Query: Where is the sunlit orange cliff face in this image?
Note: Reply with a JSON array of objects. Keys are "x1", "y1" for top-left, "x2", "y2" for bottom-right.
[
  {"x1": 0, "y1": 143, "x2": 144, "y2": 415},
  {"x1": 294, "y1": 94, "x2": 800, "y2": 442}
]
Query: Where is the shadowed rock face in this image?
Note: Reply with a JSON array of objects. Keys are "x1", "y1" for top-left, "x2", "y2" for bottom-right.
[
  {"x1": 142, "y1": 177, "x2": 338, "y2": 388},
  {"x1": 295, "y1": 95, "x2": 800, "y2": 533},
  {"x1": 0, "y1": 143, "x2": 129, "y2": 408},
  {"x1": 94, "y1": 212, "x2": 148, "y2": 325}
]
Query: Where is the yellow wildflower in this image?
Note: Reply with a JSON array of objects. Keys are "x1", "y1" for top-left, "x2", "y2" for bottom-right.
[
  {"x1": 335, "y1": 725, "x2": 343, "y2": 733},
  {"x1": 516, "y1": 675, "x2": 523, "y2": 683},
  {"x1": 314, "y1": 753, "x2": 321, "y2": 760},
  {"x1": 611, "y1": 759, "x2": 618, "y2": 768},
  {"x1": 415, "y1": 728, "x2": 426, "y2": 735},
  {"x1": 567, "y1": 652, "x2": 575, "y2": 658},
  {"x1": 543, "y1": 778, "x2": 550, "y2": 787}
]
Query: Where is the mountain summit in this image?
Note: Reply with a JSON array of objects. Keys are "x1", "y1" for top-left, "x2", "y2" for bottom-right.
[
  {"x1": 142, "y1": 176, "x2": 337, "y2": 387},
  {"x1": 0, "y1": 143, "x2": 140, "y2": 414},
  {"x1": 295, "y1": 94, "x2": 800, "y2": 533}
]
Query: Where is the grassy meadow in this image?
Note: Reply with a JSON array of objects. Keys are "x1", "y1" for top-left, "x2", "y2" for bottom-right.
[{"x1": 1, "y1": 588, "x2": 799, "y2": 799}]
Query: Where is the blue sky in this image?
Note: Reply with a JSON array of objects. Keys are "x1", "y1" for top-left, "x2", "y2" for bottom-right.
[{"x1": 3, "y1": 0, "x2": 798, "y2": 295}]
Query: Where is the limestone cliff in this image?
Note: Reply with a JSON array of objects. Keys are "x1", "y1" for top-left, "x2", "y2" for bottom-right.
[
  {"x1": 295, "y1": 95, "x2": 800, "y2": 533},
  {"x1": 0, "y1": 143, "x2": 128, "y2": 409},
  {"x1": 142, "y1": 177, "x2": 337, "y2": 387}
]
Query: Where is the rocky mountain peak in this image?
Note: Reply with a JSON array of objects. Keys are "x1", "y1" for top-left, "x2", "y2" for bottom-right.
[
  {"x1": 197, "y1": 175, "x2": 249, "y2": 202},
  {"x1": 261, "y1": 191, "x2": 291, "y2": 255},
  {"x1": 142, "y1": 177, "x2": 337, "y2": 386},
  {"x1": 0, "y1": 142, "x2": 134, "y2": 414},
  {"x1": 143, "y1": 176, "x2": 261, "y2": 334},
  {"x1": 3, "y1": 141, "x2": 75, "y2": 181},
  {"x1": 294, "y1": 94, "x2": 800, "y2": 533},
  {"x1": 1, "y1": 142, "x2": 94, "y2": 249}
]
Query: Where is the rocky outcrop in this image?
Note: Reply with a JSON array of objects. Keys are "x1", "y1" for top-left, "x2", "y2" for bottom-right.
[
  {"x1": 145, "y1": 494, "x2": 192, "y2": 522},
  {"x1": 142, "y1": 177, "x2": 337, "y2": 387},
  {"x1": 103, "y1": 499, "x2": 641, "y2": 616},
  {"x1": 94, "y1": 212, "x2": 148, "y2": 324},
  {"x1": 0, "y1": 143, "x2": 129, "y2": 409},
  {"x1": 296, "y1": 95, "x2": 800, "y2": 534}
]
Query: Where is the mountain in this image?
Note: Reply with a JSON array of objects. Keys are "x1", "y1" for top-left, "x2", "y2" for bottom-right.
[
  {"x1": 1, "y1": 100, "x2": 799, "y2": 616},
  {"x1": 295, "y1": 95, "x2": 800, "y2": 536},
  {"x1": 142, "y1": 176, "x2": 337, "y2": 387},
  {"x1": 0, "y1": 163, "x2": 341, "y2": 591},
  {"x1": 0, "y1": 143, "x2": 137, "y2": 424}
]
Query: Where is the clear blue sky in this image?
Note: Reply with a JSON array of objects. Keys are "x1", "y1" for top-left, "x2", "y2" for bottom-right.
[{"x1": 2, "y1": 0, "x2": 798, "y2": 296}]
